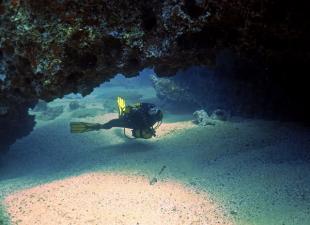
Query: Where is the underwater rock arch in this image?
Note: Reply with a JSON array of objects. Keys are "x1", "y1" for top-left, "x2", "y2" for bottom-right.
[{"x1": 0, "y1": 0, "x2": 309, "y2": 152}]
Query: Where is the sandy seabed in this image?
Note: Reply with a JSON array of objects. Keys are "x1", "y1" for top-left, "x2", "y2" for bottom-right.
[{"x1": 4, "y1": 172, "x2": 233, "y2": 225}]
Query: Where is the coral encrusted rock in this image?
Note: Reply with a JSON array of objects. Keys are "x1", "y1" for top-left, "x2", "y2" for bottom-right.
[
  {"x1": 0, "y1": 0, "x2": 309, "y2": 152},
  {"x1": 193, "y1": 109, "x2": 215, "y2": 126}
]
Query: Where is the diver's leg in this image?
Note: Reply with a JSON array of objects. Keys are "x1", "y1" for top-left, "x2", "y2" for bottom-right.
[{"x1": 100, "y1": 118, "x2": 128, "y2": 129}]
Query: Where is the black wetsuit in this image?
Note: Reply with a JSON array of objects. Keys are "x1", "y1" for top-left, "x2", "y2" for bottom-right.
[{"x1": 101, "y1": 103, "x2": 161, "y2": 130}]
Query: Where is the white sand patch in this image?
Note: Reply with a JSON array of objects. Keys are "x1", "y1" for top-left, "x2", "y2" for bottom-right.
[
  {"x1": 3, "y1": 107, "x2": 310, "y2": 225},
  {"x1": 155, "y1": 121, "x2": 195, "y2": 138},
  {"x1": 5, "y1": 172, "x2": 233, "y2": 225}
]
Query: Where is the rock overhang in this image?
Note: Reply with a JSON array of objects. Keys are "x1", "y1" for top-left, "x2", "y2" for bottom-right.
[{"x1": 0, "y1": 0, "x2": 309, "y2": 152}]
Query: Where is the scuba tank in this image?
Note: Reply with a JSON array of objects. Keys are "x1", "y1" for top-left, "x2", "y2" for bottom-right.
[{"x1": 117, "y1": 97, "x2": 163, "y2": 139}]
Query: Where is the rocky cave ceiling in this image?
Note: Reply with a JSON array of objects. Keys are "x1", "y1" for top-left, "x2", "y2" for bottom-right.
[{"x1": 0, "y1": 0, "x2": 309, "y2": 152}]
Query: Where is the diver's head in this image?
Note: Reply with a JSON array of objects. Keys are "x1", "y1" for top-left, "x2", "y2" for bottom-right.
[{"x1": 148, "y1": 107, "x2": 163, "y2": 122}]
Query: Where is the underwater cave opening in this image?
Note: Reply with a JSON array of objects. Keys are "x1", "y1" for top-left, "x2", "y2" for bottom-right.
[
  {"x1": 28, "y1": 68, "x2": 158, "y2": 123},
  {"x1": 28, "y1": 64, "x2": 233, "y2": 126},
  {"x1": 2, "y1": 63, "x2": 310, "y2": 225},
  {"x1": 27, "y1": 53, "x2": 310, "y2": 129},
  {"x1": 2, "y1": 64, "x2": 310, "y2": 225}
]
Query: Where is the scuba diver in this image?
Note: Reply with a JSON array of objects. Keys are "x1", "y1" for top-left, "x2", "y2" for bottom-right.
[{"x1": 70, "y1": 97, "x2": 163, "y2": 139}]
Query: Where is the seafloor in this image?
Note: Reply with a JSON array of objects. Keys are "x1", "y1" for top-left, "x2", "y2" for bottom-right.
[{"x1": 0, "y1": 77, "x2": 310, "y2": 225}]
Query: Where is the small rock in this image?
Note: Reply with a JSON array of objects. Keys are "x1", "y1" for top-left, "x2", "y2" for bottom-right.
[
  {"x1": 193, "y1": 109, "x2": 216, "y2": 126},
  {"x1": 69, "y1": 101, "x2": 80, "y2": 111},
  {"x1": 36, "y1": 105, "x2": 64, "y2": 121},
  {"x1": 149, "y1": 177, "x2": 158, "y2": 185},
  {"x1": 230, "y1": 210, "x2": 238, "y2": 215},
  {"x1": 211, "y1": 109, "x2": 229, "y2": 121}
]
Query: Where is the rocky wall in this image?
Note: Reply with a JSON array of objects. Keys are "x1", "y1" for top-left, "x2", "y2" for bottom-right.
[{"x1": 0, "y1": 0, "x2": 309, "y2": 152}]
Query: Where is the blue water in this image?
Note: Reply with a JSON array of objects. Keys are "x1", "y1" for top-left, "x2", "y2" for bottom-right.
[{"x1": 1, "y1": 73, "x2": 310, "y2": 225}]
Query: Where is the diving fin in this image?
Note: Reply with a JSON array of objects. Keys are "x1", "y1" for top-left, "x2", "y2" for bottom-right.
[
  {"x1": 70, "y1": 122, "x2": 101, "y2": 133},
  {"x1": 117, "y1": 96, "x2": 126, "y2": 116}
]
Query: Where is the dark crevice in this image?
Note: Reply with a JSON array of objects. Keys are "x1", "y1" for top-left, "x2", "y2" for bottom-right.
[
  {"x1": 141, "y1": 7, "x2": 157, "y2": 31},
  {"x1": 182, "y1": 0, "x2": 205, "y2": 19},
  {"x1": 77, "y1": 52, "x2": 97, "y2": 69}
]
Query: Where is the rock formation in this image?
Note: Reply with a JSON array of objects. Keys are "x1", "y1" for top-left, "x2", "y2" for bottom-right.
[{"x1": 0, "y1": 0, "x2": 309, "y2": 152}]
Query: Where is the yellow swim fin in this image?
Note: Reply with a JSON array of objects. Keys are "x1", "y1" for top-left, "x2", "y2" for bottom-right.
[
  {"x1": 70, "y1": 122, "x2": 101, "y2": 133},
  {"x1": 117, "y1": 96, "x2": 126, "y2": 116}
]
